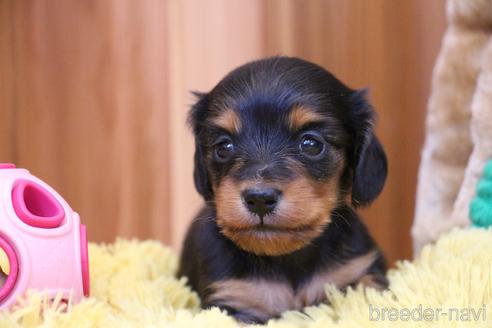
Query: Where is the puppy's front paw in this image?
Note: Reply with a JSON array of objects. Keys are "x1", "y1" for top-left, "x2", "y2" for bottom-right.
[
  {"x1": 232, "y1": 313, "x2": 267, "y2": 325},
  {"x1": 207, "y1": 303, "x2": 267, "y2": 325},
  {"x1": 357, "y1": 273, "x2": 389, "y2": 291},
  {"x1": 205, "y1": 278, "x2": 296, "y2": 324}
]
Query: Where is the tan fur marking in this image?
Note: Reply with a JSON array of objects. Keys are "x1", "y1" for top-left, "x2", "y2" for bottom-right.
[
  {"x1": 211, "y1": 109, "x2": 242, "y2": 134},
  {"x1": 215, "y1": 161, "x2": 344, "y2": 256},
  {"x1": 296, "y1": 251, "x2": 378, "y2": 307},
  {"x1": 215, "y1": 174, "x2": 340, "y2": 256},
  {"x1": 288, "y1": 106, "x2": 324, "y2": 130},
  {"x1": 208, "y1": 279, "x2": 295, "y2": 322}
]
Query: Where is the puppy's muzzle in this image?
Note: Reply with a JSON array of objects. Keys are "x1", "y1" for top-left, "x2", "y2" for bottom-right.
[{"x1": 241, "y1": 188, "x2": 281, "y2": 219}]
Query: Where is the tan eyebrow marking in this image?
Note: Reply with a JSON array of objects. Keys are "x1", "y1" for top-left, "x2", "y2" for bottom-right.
[
  {"x1": 288, "y1": 106, "x2": 325, "y2": 131},
  {"x1": 210, "y1": 109, "x2": 242, "y2": 134}
]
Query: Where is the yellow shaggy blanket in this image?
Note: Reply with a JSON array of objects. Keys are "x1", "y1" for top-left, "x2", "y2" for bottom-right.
[{"x1": 1, "y1": 228, "x2": 491, "y2": 327}]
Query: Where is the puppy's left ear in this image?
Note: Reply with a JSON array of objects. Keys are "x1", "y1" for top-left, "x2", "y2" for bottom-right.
[{"x1": 349, "y1": 90, "x2": 388, "y2": 207}]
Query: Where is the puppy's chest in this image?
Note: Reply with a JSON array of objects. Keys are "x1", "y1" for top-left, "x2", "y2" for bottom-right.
[{"x1": 208, "y1": 251, "x2": 377, "y2": 319}]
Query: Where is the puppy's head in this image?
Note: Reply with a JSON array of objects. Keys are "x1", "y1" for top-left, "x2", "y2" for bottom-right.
[{"x1": 189, "y1": 57, "x2": 387, "y2": 256}]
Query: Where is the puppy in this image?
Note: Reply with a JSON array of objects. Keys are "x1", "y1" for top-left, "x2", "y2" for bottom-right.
[{"x1": 178, "y1": 57, "x2": 388, "y2": 324}]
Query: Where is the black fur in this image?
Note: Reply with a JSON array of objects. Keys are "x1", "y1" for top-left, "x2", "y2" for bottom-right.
[
  {"x1": 178, "y1": 57, "x2": 388, "y2": 323},
  {"x1": 179, "y1": 205, "x2": 386, "y2": 295}
]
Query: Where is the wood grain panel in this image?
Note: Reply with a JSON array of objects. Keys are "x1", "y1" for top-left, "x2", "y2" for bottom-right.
[
  {"x1": 0, "y1": 1, "x2": 15, "y2": 162},
  {"x1": 9, "y1": 0, "x2": 170, "y2": 243},
  {"x1": 265, "y1": 0, "x2": 446, "y2": 264}
]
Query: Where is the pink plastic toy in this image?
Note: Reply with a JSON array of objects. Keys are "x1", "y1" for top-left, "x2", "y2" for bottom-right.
[{"x1": 0, "y1": 163, "x2": 89, "y2": 309}]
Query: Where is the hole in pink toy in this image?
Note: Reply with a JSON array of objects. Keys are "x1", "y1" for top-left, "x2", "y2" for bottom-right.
[
  {"x1": 0, "y1": 235, "x2": 19, "y2": 302},
  {"x1": 12, "y1": 180, "x2": 65, "y2": 228}
]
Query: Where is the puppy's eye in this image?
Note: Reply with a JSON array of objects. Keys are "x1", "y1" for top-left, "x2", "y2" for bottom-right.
[
  {"x1": 214, "y1": 139, "x2": 235, "y2": 162},
  {"x1": 299, "y1": 134, "x2": 325, "y2": 159}
]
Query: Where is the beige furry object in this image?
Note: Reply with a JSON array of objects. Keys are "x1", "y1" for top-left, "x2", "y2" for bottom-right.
[{"x1": 412, "y1": 0, "x2": 492, "y2": 255}]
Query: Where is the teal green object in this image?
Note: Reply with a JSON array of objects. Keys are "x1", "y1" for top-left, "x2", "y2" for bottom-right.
[{"x1": 470, "y1": 159, "x2": 492, "y2": 228}]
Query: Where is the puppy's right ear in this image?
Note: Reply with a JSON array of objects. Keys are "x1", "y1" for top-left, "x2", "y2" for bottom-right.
[{"x1": 188, "y1": 92, "x2": 214, "y2": 201}]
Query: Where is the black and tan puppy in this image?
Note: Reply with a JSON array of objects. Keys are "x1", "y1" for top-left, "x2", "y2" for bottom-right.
[{"x1": 178, "y1": 57, "x2": 388, "y2": 324}]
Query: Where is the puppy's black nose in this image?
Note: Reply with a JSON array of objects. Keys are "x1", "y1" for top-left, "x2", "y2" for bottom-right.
[{"x1": 242, "y1": 188, "x2": 281, "y2": 218}]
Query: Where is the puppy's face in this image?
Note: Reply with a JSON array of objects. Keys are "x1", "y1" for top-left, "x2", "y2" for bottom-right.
[{"x1": 189, "y1": 57, "x2": 387, "y2": 256}]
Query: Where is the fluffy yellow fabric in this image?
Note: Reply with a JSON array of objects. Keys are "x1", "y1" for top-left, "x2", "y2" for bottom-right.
[{"x1": 1, "y1": 229, "x2": 492, "y2": 327}]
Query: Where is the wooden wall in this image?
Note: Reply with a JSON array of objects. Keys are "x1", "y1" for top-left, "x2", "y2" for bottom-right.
[{"x1": 0, "y1": 0, "x2": 446, "y2": 265}]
